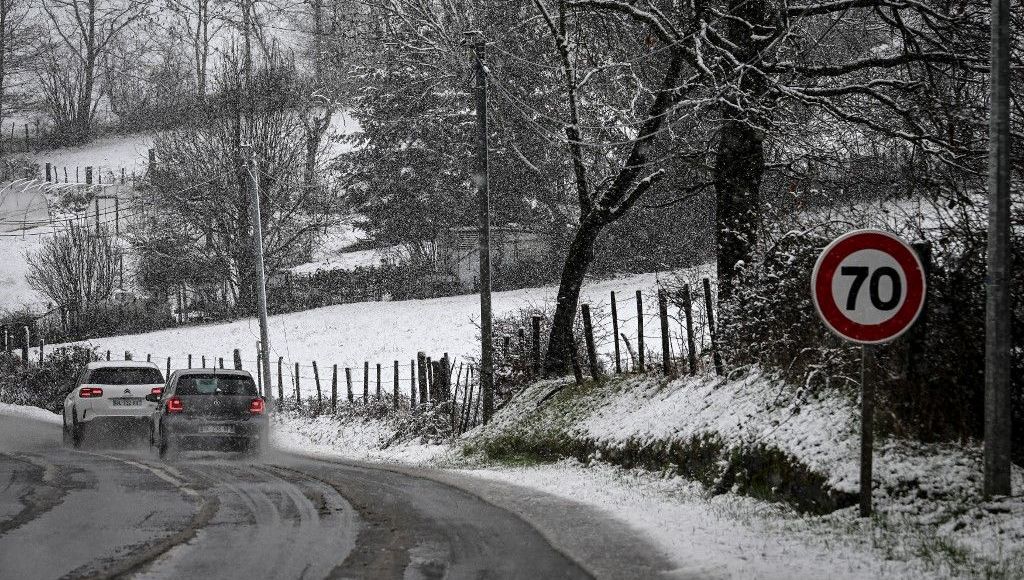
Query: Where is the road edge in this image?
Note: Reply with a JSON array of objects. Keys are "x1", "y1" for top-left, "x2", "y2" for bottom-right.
[{"x1": 279, "y1": 449, "x2": 690, "y2": 580}]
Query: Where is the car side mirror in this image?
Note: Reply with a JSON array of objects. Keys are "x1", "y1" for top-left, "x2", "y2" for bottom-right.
[{"x1": 144, "y1": 393, "x2": 160, "y2": 403}]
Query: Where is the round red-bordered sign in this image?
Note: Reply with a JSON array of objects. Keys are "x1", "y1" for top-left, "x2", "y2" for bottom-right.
[{"x1": 811, "y1": 230, "x2": 926, "y2": 344}]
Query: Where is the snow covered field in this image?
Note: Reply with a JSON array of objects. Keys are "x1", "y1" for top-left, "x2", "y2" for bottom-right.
[{"x1": 54, "y1": 270, "x2": 685, "y2": 375}]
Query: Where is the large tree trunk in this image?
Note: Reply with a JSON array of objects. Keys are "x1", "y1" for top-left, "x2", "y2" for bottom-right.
[
  {"x1": 713, "y1": 0, "x2": 773, "y2": 300},
  {"x1": 543, "y1": 216, "x2": 604, "y2": 375},
  {"x1": 714, "y1": 119, "x2": 764, "y2": 300}
]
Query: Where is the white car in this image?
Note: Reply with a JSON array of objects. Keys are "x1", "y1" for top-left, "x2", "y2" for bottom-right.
[{"x1": 62, "y1": 361, "x2": 166, "y2": 448}]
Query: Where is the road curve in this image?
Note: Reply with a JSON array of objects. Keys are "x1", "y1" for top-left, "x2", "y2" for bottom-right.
[{"x1": 0, "y1": 411, "x2": 670, "y2": 580}]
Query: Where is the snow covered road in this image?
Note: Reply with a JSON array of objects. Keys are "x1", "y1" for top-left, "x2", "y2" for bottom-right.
[{"x1": 0, "y1": 408, "x2": 677, "y2": 579}]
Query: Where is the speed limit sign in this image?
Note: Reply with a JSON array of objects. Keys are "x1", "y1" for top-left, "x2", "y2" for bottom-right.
[
  {"x1": 812, "y1": 229, "x2": 927, "y2": 344},
  {"x1": 812, "y1": 229, "x2": 927, "y2": 518}
]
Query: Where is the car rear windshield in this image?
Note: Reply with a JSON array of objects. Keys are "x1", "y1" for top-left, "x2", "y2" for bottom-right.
[
  {"x1": 174, "y1": 374, "x2": 258, "y2": 396},
  {"x1": 88, "y1": 367, "x2": 165, "y2": 385}
]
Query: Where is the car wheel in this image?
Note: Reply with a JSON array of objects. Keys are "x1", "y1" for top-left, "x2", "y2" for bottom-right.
[
  {"x1": 62, "y1": 414, "x2": 71, "y2": 446},
  {"x1": 158, "y1": 433, "x2": 176, "y2": 460},
  {"x1": 243, "y1": 437, "x2": 263, "y2": 459},
  {"x1": 71, "y1": 415, "x2": 84, "y2": 449}
]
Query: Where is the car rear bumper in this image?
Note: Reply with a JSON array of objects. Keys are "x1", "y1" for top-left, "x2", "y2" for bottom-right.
[
  {"x1": 80, "y1": 406, "x2": 155, "y2": 422},
  {"x1": 163, "y1": 417, "x2": 267, "y2": 440}
]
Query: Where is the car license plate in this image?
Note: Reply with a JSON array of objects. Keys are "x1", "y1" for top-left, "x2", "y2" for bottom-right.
[
  {"x1": 112, "y1": 398, "x2": 142, "y2": 406},
  {"x1": 200, "y1": 425, "x2": 234, "y2": 434}
]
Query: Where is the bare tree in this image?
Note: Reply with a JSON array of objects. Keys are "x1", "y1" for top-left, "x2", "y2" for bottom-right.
[
  {"x1": 27, "y1": 222, "x2": 121, "y2": 313},
  {"x1": 38, "y1": 0, "x2": 149, "y2": 142},
  {"x1": 140, "y1": 49, "x2": 333, "y2": 310},
  {"x1": 165, "y1": 0, "x2": 229, "y2": 104},
  {"x1": 0, "y1": 0, "x2": 33, "y2": 132}
]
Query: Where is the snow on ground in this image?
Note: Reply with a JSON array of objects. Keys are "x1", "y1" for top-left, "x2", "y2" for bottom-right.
[
  {"x1": 272, "y1": 410, "x2": 446, "y2": 465},
  {"x1": 0, "y1": 225, "x2": 47, "y2": 310},
  {"x1": 27, "y1": 133, "x2": 153, "y2": 174},
  {"x1": 55, "y1": 270, "x2": 683, "y2": 374},
  {"x1": 0, "y1": 402, "x2": 61, "y2": 424},
  {"x1": 266, "y1": 368, "x2": 1024, "y2": 579},
  {"x1": 466, "y1": 461, "x2": 924, "y2": 580},
  {"x1": 288, "y1": 217, "x2": 404, "y2": 274}
]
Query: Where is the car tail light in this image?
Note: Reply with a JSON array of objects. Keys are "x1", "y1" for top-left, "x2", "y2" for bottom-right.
[
  {"x1": 78, "y1": 387, "x2": 103, "y2": 398},
  {"x1": 250, "y1": 398, "x2": 265, "y2": 414},
  {"x1": 166, "y1": 396, "x2": 184, "y2": 413},
  {"x1": 150, "y1": 387, "x2": 163, "y2": 396}
]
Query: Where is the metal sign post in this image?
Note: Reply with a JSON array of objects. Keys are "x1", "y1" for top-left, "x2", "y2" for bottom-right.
[{"x1": 812, "y1": 230, "x2": 927, "y2": 517}]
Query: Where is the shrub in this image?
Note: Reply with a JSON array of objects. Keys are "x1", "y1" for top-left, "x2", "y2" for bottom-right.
[{"x1": 717, "y1": 203, "x2": 1023, "y2": 458}]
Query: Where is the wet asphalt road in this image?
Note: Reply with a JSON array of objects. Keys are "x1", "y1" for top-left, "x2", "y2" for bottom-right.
[{"x1": 0, "y1": 414, "x2": 592, "y2": 580}]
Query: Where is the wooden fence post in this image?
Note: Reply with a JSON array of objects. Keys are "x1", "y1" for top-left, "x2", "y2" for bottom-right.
[
  {"x1": 331, "y1": 364, "x2": 338, "y2": 410},
  {"x1": 277, "y1": 357, "x2": 284, "y2": 401},
  {"x1": 581, "y1": 304, "x2": 601, "y2": 379},
  {"x1": 393, "y1": 361, "x2": 400, "y2": 409},
  {"x1": 409, "y1": 360, "x2": 416, "y2": 408},
  {"x1": 502, "y1": 336, "x2": 510, "y2": 360},
  {"x1": 462, "y1": 370, "x2": 474, "y2": 431},
  {"x1": 219, "y1": 357, "x2": 224, "y2": 369},
  {"x1": 295, "y1": 362, "x2": 301, "y2": 402},
  {"x1": 658, "y1": 289, "x2": 672, "y2": 376},
  {"x1": 166, "y1": 357, "x2": 171, "y2": 377},
  {"x1": 703, "y1": 278, "x2": 724, "y2": 376},
  {"x1": 518, "y1": 327, "x2": 526, "y2": 356},
  {"x1": 346, "y1": 367, "x2": 353, "y2": 402},
  {"x1": 636, "y1": 290, "x2": 645, "y2": 372},
  {"x1": 682, "y1": 284, "x2": 697, "y2": 375},
  {"x1": 429, "y1": 360, "x2": 439, "y2": 402},
  {"x1": 426, "y1": 356, "x2": 433, "y2": 397},
  {"x1": 531, "y1": 315, "x2": 541, "y2": 376},
  {"x1": 417, "y1": 352, "x2": 428, "y2": 403},
  {"x1": 569, "y1": 338, "x2": 584, "y2": 384},
  {"x1": 233, "y1": 348, "x2": 242, "y2": 370},
  {"x1": 451, "y1": 363, "x2": 463, "y2": 429},
  {"x1": 376, "y1": 363, "x2": 382, "y2": 399},
  {"x1": 201, "y1": 355, "x2": 206, "y2": 367},
  {"x1": 611, "y1": 291, "x2": 621, "y2": 373},
  {"x1": 39, "y1": 337, "x2": 45, "y2": 363},
  {"x1": 313, "y1": 361, "x2": 322, "y2": 408},
  {"x1": 473, "y1": 369, "x2": 482, "y2": 425},
  {"x1": 442, "y1": 354, "x2": 451, "y2": 401},
  {"x1": 147, "y1": 354, "x2": 151, "y2": 362},
  {"x1": 363, "y1": 361, "x2": 369, "y2": 403}
]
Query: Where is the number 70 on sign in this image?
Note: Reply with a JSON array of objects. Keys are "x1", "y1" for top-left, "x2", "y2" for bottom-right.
[{"x1": 812, "y1": 230, "x2": 927, "y2": 345}]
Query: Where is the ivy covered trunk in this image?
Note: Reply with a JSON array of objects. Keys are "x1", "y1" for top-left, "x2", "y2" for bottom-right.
[
  {"x1": 713, "y1": 0, "x2": 774, "y2": 301},
  {"x1": 543, "y1": 216, "x2": 605, "y2": 376}
]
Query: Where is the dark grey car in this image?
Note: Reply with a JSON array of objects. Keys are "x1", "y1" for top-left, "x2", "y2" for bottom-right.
[{"x1": 148, "y1": 369, "x2": 268, "y2": 458}]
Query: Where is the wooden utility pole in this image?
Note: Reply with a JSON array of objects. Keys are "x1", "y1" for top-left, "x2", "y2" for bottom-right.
[
  {"x1": 470, "y1": 32, "x2": 494, "y2": 424},
  {"x1": 611, "y1": 291, "x2": 621, "y2": 373},
  {"x1": 243, "y1": 145, "x2": 273, "y2": 405},
  {"x1": 985, "y1": 0, "x2": 1012, "y2": 498}
]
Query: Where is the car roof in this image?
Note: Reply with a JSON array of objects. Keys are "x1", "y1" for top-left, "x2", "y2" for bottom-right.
[
  {"x1": 86, "y1": 361, "x2": 160, "y2": 369},
  {"x1": 168, "y1": 368, "x2": 254, "y2": 380}
]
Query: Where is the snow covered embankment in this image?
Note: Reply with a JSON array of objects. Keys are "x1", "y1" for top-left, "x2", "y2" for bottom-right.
[
  {"x1": 465, "y1": 371, "x2": 861, "y2": 513},
  {"x1": 270, "y1": 370, "x2": 1024, "y2": 578}
]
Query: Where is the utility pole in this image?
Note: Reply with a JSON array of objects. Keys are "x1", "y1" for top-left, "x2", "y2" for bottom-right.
[
  {"x1": 469, "y1": 32, "x2": 493, "y2": 424},
  {"x1": 984, "y1": 0, "x2": 1012, "y2": 498},
  {"x1": 243, "y1": 145, "x2": 273, "y2": 405}
]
